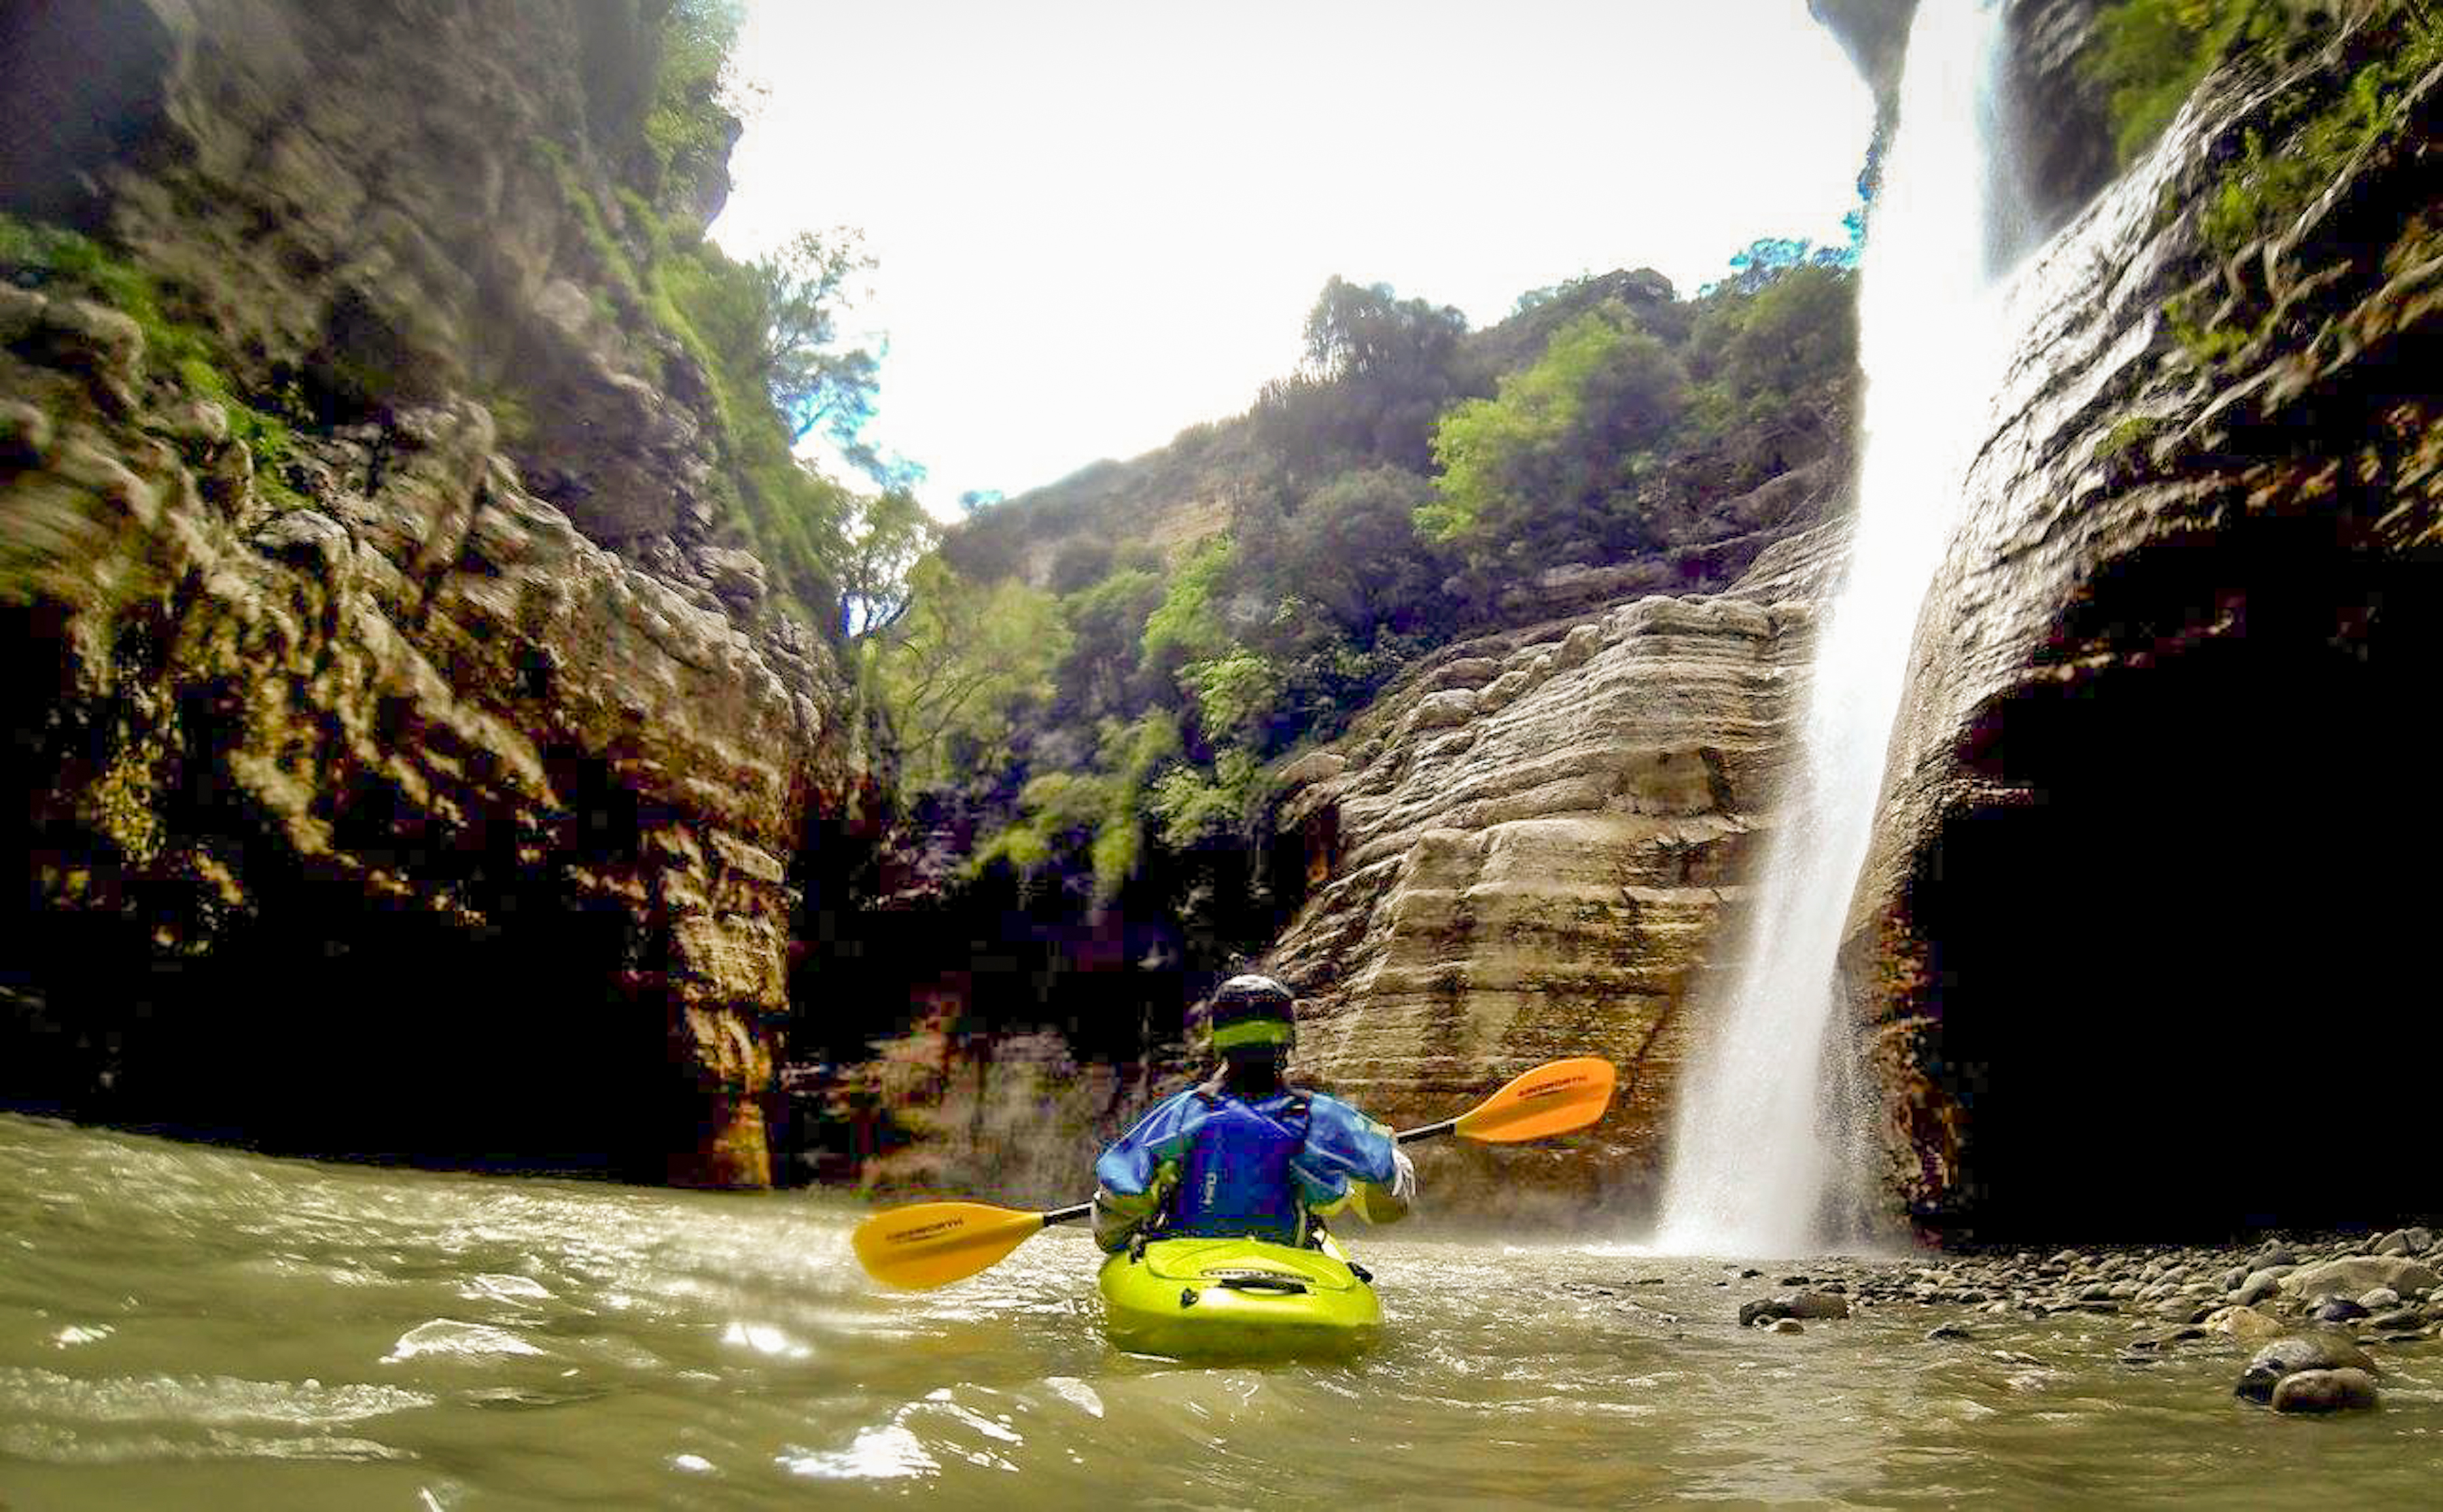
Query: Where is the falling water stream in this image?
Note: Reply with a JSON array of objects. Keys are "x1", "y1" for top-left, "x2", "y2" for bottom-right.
[{"x1": 1655, "y1": 0, "x2": 2030, "y2": 1258}]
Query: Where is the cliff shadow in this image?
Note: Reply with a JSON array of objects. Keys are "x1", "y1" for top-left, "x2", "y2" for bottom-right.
[{"x1": 1901, "y1": 511, "x2": 2442, "y2": 1240}]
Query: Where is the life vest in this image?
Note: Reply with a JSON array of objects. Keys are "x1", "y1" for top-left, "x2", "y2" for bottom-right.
[{"x1": 1163, "y1": 1091, "x2": 1312, "y2": 1244}]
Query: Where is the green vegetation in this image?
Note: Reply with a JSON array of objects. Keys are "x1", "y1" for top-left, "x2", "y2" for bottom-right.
[
  {"x1": 2196, "y1": 16, "x2": 2442, "y2": 258},
  {"x1": 531, "y1": 0, "x2": 921, "y2": 639},
  {"x1": 2098, "y1": 412, "x2": 2169, "y2": 465},
  {"x1": 644, "y1": 0, "x2": 748, "y2": 188},
  {"x1": 2088, "y1": 0, "x2": 2439, "y2": 173},
  {"x1": 2095, "y1": 1, "x2": 2443, "y2": 365},
  {"x1": 871, "y1": 556, "x2": 1069, "y2": 790},
  {"x1": 0, "y1": 214, "x2": 308, "y2": 510},
  {"x1": 2084, "y1": 0, "x2": 2279, "y2": 166},
  {"x1": 1419, "y1": 304, "x2": 1685, "y2": 566},
  {"x1": 873, "y1": 239, "x2": 1863, "y2": 953}
]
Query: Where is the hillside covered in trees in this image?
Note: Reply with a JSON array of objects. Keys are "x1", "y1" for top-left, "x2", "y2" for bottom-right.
[{"x1": 796, "y1": 238, "x2": 1866, "y2": 1162}]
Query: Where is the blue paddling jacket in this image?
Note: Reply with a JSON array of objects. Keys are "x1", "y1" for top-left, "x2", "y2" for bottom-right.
[{"x1": 1091, "y1": 1083, "x2": 1415, "y2": 1250}]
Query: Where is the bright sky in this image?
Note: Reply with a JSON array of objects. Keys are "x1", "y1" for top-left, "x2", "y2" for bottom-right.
[{"x1": 712, "y1": 1, "x2": 1874, "y2": 517}]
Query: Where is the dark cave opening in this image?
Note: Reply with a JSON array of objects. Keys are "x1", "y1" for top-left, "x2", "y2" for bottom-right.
[
  {"x1": 0, "y1": 655, "x2": 684, "y2": 1180},
  {"x1": 1908, "y1": 516, "x2": 2442, "y2": 1241}
]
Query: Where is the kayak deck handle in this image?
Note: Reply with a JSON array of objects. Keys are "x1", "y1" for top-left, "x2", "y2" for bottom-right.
[{"x1": 1214, "y1": 1276, "x2": 1311, "y2": 1295}]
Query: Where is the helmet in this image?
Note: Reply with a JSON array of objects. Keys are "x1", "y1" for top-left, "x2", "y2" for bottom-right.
[{"x1": 1208, "y1": 974, "x2": 1296, "y2": 1056}]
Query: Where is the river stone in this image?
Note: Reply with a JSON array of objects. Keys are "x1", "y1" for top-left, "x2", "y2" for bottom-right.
[
  {"x1": 2233, "y1": 1266, "x2": 2292, "y2": 1306},
  {"x1": 2374, "y1": 1227, "x2": 2433, "y2": 1256},
  {"x1": 1926, "y1": 1322, "x2": 1974, "y2": 1341},
  {"x1": 2283, "y1": 1258, "x2": 2439, "y2": 1303},
  {"x1": 1768, "y1": 1318, "x2": 1804, "y2": 1335},
  {"x1": 2357, "y1": 1287, "x2": 2400, "y2": 1311},
  {"x1": 2270, "y1": 1368, "x2": 2382, "y2": 1415},
  {"x1": 2205, "y1": 1305, "x2": 2288, "y2": 1343},
  {"x1": 2311, "y1": 1298, "x2": 2369, "y2": 1324},
  {"x1": 1738, "y1": 1290, "x2": 1850, "y2": 1326},
  {"x1": 2236, "y1": 1333, "x2": 2378, "y2": 1403}
]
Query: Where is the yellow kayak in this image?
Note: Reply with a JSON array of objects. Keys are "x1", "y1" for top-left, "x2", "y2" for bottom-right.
[{"x1": 1097, "y1": 1233, "x2": 1382, "y2": 1360}]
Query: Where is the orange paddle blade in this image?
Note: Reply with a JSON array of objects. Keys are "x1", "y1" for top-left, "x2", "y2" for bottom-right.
[
  {"x1": 1451, "y1": 1057, "x2": 1617, "y2": 1143},
  {"x1": 851, "y1": 1201, "x2": 1049, "y2": 1290}
]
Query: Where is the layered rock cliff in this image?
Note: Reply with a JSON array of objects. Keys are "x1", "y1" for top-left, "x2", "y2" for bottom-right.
[
  {"x1": 1844, "y1": 8, "x2": 2443, "y2": 1236},
  {"x1": 1, "y1": 1, "x2": 866, "y2": 1184},
  {"x1": 1266, "y1": 512, "x2": 1845, "y2": 1218},
  {"x1": 1253, "y1": 0, "x2": 2440, "y2": 1236}
]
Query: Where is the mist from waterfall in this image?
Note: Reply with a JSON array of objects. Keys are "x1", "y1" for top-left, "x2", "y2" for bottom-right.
[{"x1": 1653, "y1": 0, "x2": 2028, "y2": 1257}]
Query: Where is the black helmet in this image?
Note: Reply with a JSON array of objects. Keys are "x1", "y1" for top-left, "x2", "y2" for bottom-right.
[{"x1": 1209, "y1": 974, "x2": 1295, "y2": 1056}]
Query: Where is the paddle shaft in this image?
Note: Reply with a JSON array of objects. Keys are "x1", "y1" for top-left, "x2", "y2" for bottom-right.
[{"x1": 1036, "y1": 1117, "x2": 1460, "y2": 1225}]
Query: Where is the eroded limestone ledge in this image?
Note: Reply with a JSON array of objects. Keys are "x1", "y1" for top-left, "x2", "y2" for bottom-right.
[
  {"x1": 1, "y1": 286, "x2": 854, "y2": 1185},
  {"x1": 1844, "y1": 39, "x2": 2443, "y2": 1233},
  {"x1": 1263, "y1": 539, "x2": 1845, "y2": 1219}
]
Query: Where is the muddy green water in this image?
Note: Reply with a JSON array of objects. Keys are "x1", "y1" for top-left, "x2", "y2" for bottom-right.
[{"x1": 3, "y1": 1117, "x2": 2438, "y2": 1509}]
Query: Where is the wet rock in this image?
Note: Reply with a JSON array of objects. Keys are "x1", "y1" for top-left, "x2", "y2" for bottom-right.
[
  {"x1": 2233, "y1": 1267, "x2": 2293, "y2": 1307},
  {"x1": 2366, "y1": 1308, "x2": 2424, "y2": 1332},
  {"x1": 2205, "y1": 1306, "x2": 2289, "y2": 1344},
  {"x1": 2270, "y1": 1368, "x2": 2381, "y2": 1415},
  {"x1": 1278, "y1": 752, "x2": 1347, "y2": 790},
  {"x1": 2283, "y1": 1258, "x2": 2438, "y2": 1303},
  {"x1": 1768, "y1": 1318, "x2": 1804, "y2": 1335},
  {"x1": 695, "y1": 546, "x2": 765, "y2": 611},
  {"x1": 2374, "y1": 1227, "x2": 2432, "y2": 1257},
  {"x1": 2357, "y1": 1287, "x2": 2400, "y2": 1311},
  {"x1": 2236, "y1": 1334, "x2": 2378, "y2": 1403},
  {"x1": 1925, "y1": 1322, "x2": 1974, "y2": 1341},
  {"x1": 2310, "y1": 1298, "x2": 2369, "y2": 1325},
  {"x1": 1739, "y1": 1290, "x2": 1850, "y2": 1327}
]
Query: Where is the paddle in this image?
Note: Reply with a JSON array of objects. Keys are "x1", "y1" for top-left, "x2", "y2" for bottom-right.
[{"x1": 850, "y1": 1055, "x2": 1617, "y2": 1290}]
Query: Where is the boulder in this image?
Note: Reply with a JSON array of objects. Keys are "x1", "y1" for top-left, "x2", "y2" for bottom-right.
[
  {"x1": 2283, "y1": 1258, "x2": 2439, "y2": 1303},
  {"x1": 2236, "y1": 1334, "x2": 2378, "y2": 1403},
  {"x1": 1278, "y1": 752, "x2": 1348, "y2": 790},
  {"x1": 2233, "y1": 1267, "x2": 2292, "y2": 1307},
  {"x1": 1741, "y1": 1290, "x2": 1850, "y2": 1326},
  {"x1": 1401, "y1": 688, "x2": 1478, "y2": 735},
  {"x1": 2270, "y1": 1368, "x2": 2381, "y2": 1414},
  {"x1": 2204, "y1": 1306, "x2": 2289, "y2": 1344},
  {"x1": 2374, "y1": 1227, "x2": 2433, "y2": 1256}
]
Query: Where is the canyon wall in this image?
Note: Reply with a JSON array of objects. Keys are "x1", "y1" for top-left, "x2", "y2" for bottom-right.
[
  {"x1": 1252, "y1": 1, "x2": 2439, "y2": 1235},
  {"x1": 1844, "y1": 12, "x2": 2443, "y2": 1236},
  {"x1": 0, "y1": 0, "x2": 866, "y2": 1184}
]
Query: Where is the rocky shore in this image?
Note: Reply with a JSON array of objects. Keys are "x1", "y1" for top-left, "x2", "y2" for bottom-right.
[{"x1": 1709, "y1": 1227, "x2": 2440, "y2": 1415}]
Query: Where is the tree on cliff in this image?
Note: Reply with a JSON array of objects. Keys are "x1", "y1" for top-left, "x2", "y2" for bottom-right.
[
  {"x1": 1252, "y1": 276, "x2": 1475, "y2": 477},
  {"x1": 1418, "y1": 302, "x2": 1686, "y2": 567},
  {"x1": 869, "y1": 557, "x2": 1069, "y2": 788}
]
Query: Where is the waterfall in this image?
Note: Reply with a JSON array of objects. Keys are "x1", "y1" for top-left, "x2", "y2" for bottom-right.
[{"x1": 1653, "y1": 0, "x2": 2028, "y2": 1256}]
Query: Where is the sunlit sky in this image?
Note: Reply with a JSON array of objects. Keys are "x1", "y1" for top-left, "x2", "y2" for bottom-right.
[{"x1": 712, "y1": 1, "x2": 1874, "y2": 516}]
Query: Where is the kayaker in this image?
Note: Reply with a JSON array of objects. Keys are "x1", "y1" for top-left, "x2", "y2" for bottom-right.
[{"x1": 1091, "y1": 974, "x2": 1415, "y2": 1252}]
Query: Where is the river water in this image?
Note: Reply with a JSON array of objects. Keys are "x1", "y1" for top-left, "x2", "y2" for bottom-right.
[{"x1": 4, "y1": 1119, "x2": 2440, "y2": 1509}]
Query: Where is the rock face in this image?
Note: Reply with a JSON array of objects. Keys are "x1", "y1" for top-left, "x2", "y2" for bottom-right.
[
  {"x1": 1, "y1": 2, "x2": 865, "y2": 1183},
  {"x1": 1844, "y1": 20, "x2": 2443, "y2": 1233},
  {"x1": 1259, "y1": 496, "x2": 1850, "y2": 1219}
]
